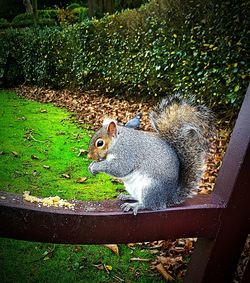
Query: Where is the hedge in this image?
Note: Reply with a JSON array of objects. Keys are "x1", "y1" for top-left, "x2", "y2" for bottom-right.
[{"x1": 1, "y1": 0, "x2": 249, "y2": 110}]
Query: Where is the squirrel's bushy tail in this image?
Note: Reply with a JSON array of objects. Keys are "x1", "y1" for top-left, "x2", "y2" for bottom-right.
[{"x1": 150, "y1": 93, "x2": 214, "y2": 197}]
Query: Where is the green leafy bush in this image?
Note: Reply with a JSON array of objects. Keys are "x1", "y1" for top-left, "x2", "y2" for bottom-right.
[
  {"x1": 12, "y1": 12, "x2": 34, "y2": 24},
  {"x1": 66, "y1": 3, "x2": 81, "y2": 10},
  {"x1": 1, "y1": 0, "x2": 249, "y2": 110},
  {"x1": 11, "y1": 12, "x2": 57, "y2": 28},
  {"x1": 1, "y1": 25, "x2": 88, "y2": 88},
  {"x1": 0, "y1": 18, "x2": 10, "y2": 29},
  {"x1": 38, "y1": 9, "x2": 58, "y2": 20},
  {"x1": 72, "y1": 7, "x2": 89, "y2": 20}
]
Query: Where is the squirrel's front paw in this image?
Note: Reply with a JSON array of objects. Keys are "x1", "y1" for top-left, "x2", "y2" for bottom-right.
[{"x1": 88, "y1": 161, "x2": 97, "y2": 176}]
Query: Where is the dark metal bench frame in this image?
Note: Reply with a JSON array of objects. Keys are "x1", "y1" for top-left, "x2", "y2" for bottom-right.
[{"x1": 1, "y1": 85, "x2": 250, "y2": 283}]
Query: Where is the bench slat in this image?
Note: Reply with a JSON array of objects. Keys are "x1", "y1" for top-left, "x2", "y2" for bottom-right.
[{"x1": 0, "y1": 192, "x2": 222, "y2": 244}]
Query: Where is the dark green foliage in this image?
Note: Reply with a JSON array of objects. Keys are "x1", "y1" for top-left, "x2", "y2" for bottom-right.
[
  {"x1": 66, "y1": 3, "x2": 82, "y2": 10},
  {"x1": 38, "y1": 9, "x2": 59, "y2": 20},
  {"x1": 57, "y1": 6, "x2": 89, "y2": 25},
  {"x1": 1, "y1": 0, "x2": 249, "y2": 110},
  {"x1": 12, "y1": 12, "x2": 34, "y2": 22},
  {"x1": 0, "y1": 25, "x2": 87, "y2": 87},
  {"x1": 11, "y1": 12, "x2": 57, "y2": 28},
  {"x1": 0, "y1": 18, "x2": 10, "y2": 29},
  {"x1": 72, "y1": 7, "x2": 89, "y2": 19}
]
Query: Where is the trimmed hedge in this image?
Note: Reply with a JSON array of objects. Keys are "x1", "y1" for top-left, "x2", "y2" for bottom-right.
[
  {"x1": 11, "y1": 11, "x2": 57, "y2": 28},
  {"x1": 1, "y1": 0, "x2": 249, "y2": 110}
]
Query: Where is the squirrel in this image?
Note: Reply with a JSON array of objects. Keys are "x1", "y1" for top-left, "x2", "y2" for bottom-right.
[{"x1": 87, "y1": 94, "x2": 213, "y2": 215}]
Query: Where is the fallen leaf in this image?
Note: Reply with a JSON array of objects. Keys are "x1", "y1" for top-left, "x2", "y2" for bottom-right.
[
  {"x1": 185, "y1": 238, "x2": 194, "y2": 250},
  {"x1": 73, "y1": 245, "x2": 81, "y2": 252},
  {"x1": 111, "y1": 178, "x2": 123, "y2": 184},
  {"x1": 158, "y1": 256, "x2": 183, "y2": 266},
  {"x1": 105, "y1": 265, "x2": 113, "y2": 271},
  {"x1": 155, "y1": 263, "x2": 174, "y2": 281},
  {"x1": 61, "y1": 173, "x2": 70, "y2": 179},
  {"x1": 105, "y1": 244, "x2": 119, "y2": 256},
  {"x1": 93, "y1": 264, "x2": 104, "y2": 270},
  {"x1": 31, "y1": 154, "x2": 39, "y2": 160},
  {"x1": 127, "y1": 243, "x2": 136, "y2": 248},
  {"x1": 40, "y1": 109, "x2": 47, "y2": 113},
  {"x1": 78, "y1": 149, "x2": 87, "y2": 156},
  {"x1": 76, "y1": 177, "x2": 88, "y2": 183},
  {"x1": 43, "y1": 165, "x2": 50, "y2": 169},
  {"x1": 11, "y1": 151, "x2": 19, "y2": 157},
  {"x1": 42, "y1": 249, "x2": 54, "y2": 261}
]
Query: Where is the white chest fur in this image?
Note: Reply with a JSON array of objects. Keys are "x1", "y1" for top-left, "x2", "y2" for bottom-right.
[{"x1": 122, "y1": 171, "x2": 152, "y2": 203}]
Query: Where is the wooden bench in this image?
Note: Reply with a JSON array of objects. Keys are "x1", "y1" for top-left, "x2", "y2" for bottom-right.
[{"x1": 1, "y1": 85, "x2": 249, "y2": 283}]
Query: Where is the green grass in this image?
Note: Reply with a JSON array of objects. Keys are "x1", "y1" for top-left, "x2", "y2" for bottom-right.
[
  {"x1": 0, "y1": 90, "x2": 165, "y2": 283},
  {"x1": 0, "y1": 90, "x2": 122, "y2": 201},
  {"x1": 0, "y1": 238, "x2": 164, "y2": 283}
]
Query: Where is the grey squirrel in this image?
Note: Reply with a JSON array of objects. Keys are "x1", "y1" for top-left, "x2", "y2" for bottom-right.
[{"x1": 87, "y1": 94, "x2": 213, "y2": 215}]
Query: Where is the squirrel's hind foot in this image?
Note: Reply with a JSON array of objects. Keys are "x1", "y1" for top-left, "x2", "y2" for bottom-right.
[{"x1": 121, "y1": 202, "x2": 145, "y2": 215}]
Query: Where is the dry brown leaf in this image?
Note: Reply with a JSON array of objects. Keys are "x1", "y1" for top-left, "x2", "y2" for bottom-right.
[
  {"x1": 93, "y1": 263, "x2": 112, "y2": 274},
  {"x1": 150, "y1": 249, "x2": 160, "y2": 254},
  {"x1": 11, "y1": 151, "x2": 19, "y2": 157},
  {"x1": 76, "y1": 177, "x2": 88, "y2": 183},
  {"x1": 31, "y1": 154, "x2": 39, "y2": 160},
  {"x1": 158, "y1": 256, "x2": 183, "y2": 266},
  {"x1": 93, "y1": 264, "x2": 104, "y2": 270},
  {"x1": 149, "y1": 241, "x2": 164, "y2": 249},
  {"x1": 78, "y1": 149, "x2": 87, "y2": 156},
  {"x1": 104, "y1": 244, "x2": 119, "y2": 256},
  {"x1": 127, "y1": 243, "x2": 136, "y2": 248},
  {"x1": 185, "y1": 238, "x2": 194, "y2": 250},
  {"x1": 43, "y1": 165, "x2": 50, "y2": 169},
  {"x1": 61, "y1": 173, "x2": 70, "y2": 179},
  {"x1": 156, "y1": 263, "x2": 174, "y2": 281}
]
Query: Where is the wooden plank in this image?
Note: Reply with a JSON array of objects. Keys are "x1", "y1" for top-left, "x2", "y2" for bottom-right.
[
  {"x1": 185, "y1": 85, "x2": 250, "y2": 283},
  {"x1": 0, "y1": 192, "x2": 222, "y2": 244}
]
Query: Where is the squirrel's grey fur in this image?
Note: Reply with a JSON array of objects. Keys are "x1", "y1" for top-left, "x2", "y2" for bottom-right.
[{"x1": 88, "y1": 94, "x2": 213, "y2": 215}]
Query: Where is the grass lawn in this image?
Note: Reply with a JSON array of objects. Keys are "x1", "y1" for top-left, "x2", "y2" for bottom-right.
[
  {"x1": 0, "y1": 91, "x2": 165, "y2": 283},
  {"x1": 0, "y1": 90, "x2": 121, "y2": 200}
]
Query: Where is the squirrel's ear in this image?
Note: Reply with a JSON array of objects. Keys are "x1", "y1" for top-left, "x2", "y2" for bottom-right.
[{"x1": 107, "y1": 121, "x2": 117, "y2": 138}]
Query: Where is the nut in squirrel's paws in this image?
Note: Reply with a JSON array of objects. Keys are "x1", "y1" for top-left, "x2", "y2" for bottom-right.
[{"x1": 120, "y1": 202, "x2": 145, "y2": 215}]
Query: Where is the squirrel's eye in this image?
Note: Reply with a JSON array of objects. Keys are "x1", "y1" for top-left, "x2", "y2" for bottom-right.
[{"x1": 95, "y1": 138, "x2": 105, "y2": 148}]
